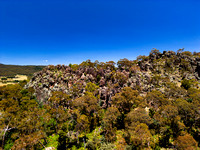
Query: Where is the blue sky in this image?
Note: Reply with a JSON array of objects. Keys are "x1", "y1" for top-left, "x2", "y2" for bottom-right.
[{"x1": 0, "y1": 0, "x2": 200, "y2": 65}]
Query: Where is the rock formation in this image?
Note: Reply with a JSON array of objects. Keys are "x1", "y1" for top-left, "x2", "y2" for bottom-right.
[{"x1": 26, "y1": 50, "x2": 200, "y2": 107}]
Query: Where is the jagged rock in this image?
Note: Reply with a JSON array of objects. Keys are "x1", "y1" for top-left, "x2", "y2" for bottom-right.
[
  {"x1": 26, "y1": 51, "x2": 200, "y2": 107},
  {"x1": 99, "y1": 77, "x2": 105, "y2": 86},
  {"x1": 81, "y1": 73, "x2": 85, "y2": 80}
]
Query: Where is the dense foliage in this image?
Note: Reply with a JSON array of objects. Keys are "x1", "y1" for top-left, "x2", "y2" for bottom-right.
[{"x1": 0, "y1": 50, "x2": 200, "y2": 149}]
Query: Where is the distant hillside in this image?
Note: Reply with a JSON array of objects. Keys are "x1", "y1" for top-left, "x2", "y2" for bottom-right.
[{"x1": 0, "y1": 64, "x2": 46, "y2": 77}]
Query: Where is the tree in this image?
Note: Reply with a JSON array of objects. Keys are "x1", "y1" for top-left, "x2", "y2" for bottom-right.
[
  {"x1": 102, "y1": 107, "x2": 120, "y2": 142},
  {"x1": 137, "y1": 55, "x2": 149, "y2": 62},
  {"x1": 146, "y1": 90, "x2": 169, "y2": 110},
  {"x1": 113, "y1": 72, "x2": 128, "y2": 87},
  {"x1": 150, "y1": 48, "x2": 160, "y2": 55},
  {"x1": 175, "y1": 134, "x2": 197, "y2": 150},
  {"x1": 114, "y1": 130, "x2": 127, "y2": 150},
  {"x1": 45, "y1": 91, "x2": 70, "y2": 137},
  {"x1": 130, "y1": 123, "x2": 152, "y2": 149},
  {"x1": 85, "y1": 82, "x2": 99, "y2": 95},
  {"x1": 48, "y1": 91, "x2": 71, "y2": 109},
  {"x1": 105, "y1": 61, "x2": 116, "y2": 70},
  {"x1": 0, "y1": 98, "x2": 19, "y2": 148},
  {"x1": 76, "y1": 114, "x2": 90, "y2": 133},
  {"x1": 73, "y1": 92, "x2": 98, "y2": 115},
  {"x1": 112, "y1": 87, "x2": 139, "y2": 114},
  {"x1": 0, "y1": 84, "x2": 22, "y2": 100},
  {"x1": 177, "y1": 48, "x2": 184, "y2": 53},
  {"x1": 117, "y1": 58, "x2": 132, "y2": 69},
  {"x1": 125, "y1": 108, "x2": 152, "y2": 131},
  {"x1": 72, "y1": 92, "x2": 100, "y2": 132},
  {"x1": 153, "y1": 105, "x2": 179, "y2": 147},
  {"x1": 175, "y1": 99, "x2": 194, "y2": 125}
]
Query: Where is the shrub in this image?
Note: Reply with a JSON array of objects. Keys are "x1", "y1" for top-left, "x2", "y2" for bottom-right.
[
  {"x1": 175, "y1": 134, "x2": 197, "y2": 150},
  {"x1": 1, "y1": 77, "x2": 7, "y2": 80},
  {"x1": 182, "y1": 51, "x2": 192, "y2": 56},
  {"x1": 181, "y1": 79, "x2": 191, "y2": 90}
]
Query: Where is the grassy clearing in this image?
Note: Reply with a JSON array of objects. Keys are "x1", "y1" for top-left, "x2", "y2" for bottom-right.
[{"x1": 0, "y1": 75, "x2": 27, "y2": 86}]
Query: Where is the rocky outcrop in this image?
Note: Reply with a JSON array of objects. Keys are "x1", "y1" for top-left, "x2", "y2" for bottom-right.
[{"x1": 26, "y1": 51, "x2": 200, "y2": 107}]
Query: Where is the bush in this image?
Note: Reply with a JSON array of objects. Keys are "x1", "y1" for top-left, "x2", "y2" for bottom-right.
[
  {"x1": 1, "y1": 77, "x2": 7, "y2": 80},
  {"x1": 86, "y1": 141, "x2": 96, "y2": 150},
  {"x1": 175, "y1": 134, "x2": 197, "y2": 150},
  {"x1": 181, "y1": 79, "x2": 191, "y2": 90},
  {"x1": 45, "y1": 134, "x2": 59, "y2": 149},
  {"x1": 99, "y1": 143, "x2": 115, "y2": 150},
  {"x1": 182, "y1": 51, "x2": 192, "y2": 56}
]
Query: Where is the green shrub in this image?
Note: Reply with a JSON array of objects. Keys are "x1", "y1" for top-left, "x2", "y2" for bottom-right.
[
  {"x1": 99, "y1": 143, "x2": 115, "y2": 150},
  {"x1": 181, "y1": 79, "x2": 191, "y2": 90},
  {"x1": 1, "y1": 77, "x2": 7, "y2": 80},
  {"x1": 45, "y1": 134, "x2": 59, "y2": 149},
  {"x1": 4, "y1": 139, "x2": 14, "y2": 150}
]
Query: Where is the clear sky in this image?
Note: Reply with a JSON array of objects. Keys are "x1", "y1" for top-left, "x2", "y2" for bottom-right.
[{"x1": 0, "y1": 0, "x2": 200, "y2": 65}]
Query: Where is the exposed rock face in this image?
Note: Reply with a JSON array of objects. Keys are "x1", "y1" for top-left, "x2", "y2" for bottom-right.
[{"x1": 26, "y1": 51, "x2": 200, "y2": 107}]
